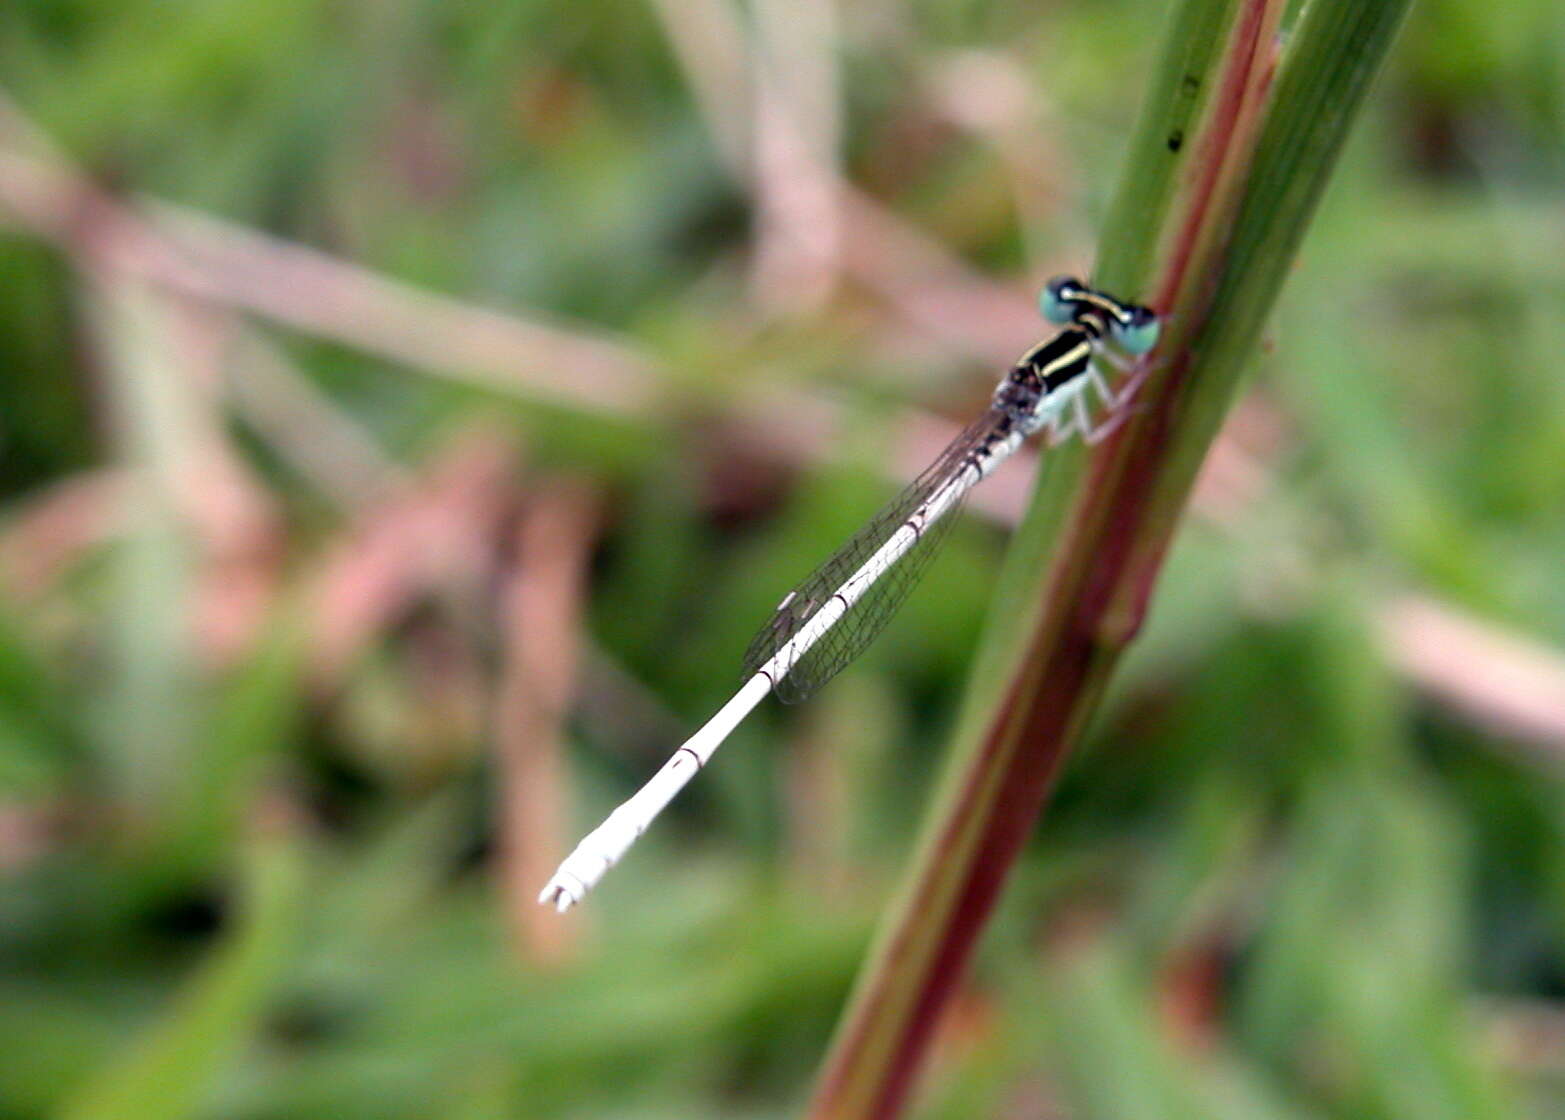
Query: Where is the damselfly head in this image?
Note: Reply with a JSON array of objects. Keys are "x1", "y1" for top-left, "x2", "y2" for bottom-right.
[
  {"x1": 1111, "y1": 304, "x2": 1160, "y2": 355},
  {"x1": 1039, "y1": 277, "x2": 1159, "y2": 354}
]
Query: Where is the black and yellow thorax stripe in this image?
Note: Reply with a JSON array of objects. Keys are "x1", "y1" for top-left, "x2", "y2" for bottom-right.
[{"x1": 1017, "y1": 325, "x2": 1095, "y2": 392}]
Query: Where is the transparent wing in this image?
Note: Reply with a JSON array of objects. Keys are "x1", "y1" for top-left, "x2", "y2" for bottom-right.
[{"x1": 741, "y1": 411, "x2": 1007, "y2": 703}]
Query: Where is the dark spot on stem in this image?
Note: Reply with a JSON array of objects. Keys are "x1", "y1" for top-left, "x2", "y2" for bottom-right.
[{"x1": 1167, "y1": 129, "x2": 1184, "y2": 152}]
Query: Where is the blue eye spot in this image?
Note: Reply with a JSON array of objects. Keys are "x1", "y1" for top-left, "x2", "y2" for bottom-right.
[
  {"x1": 1038, "y1": 276, "x2": 1077, "y2": 325},
  {"x1": 1113, "y1": 313, "x2": 1160, "y2": 356}
]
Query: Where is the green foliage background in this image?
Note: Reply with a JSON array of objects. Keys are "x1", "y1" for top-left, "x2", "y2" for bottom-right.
[{"x1": 2, "y1": 0, "x2": 1564, "y2": 1116}]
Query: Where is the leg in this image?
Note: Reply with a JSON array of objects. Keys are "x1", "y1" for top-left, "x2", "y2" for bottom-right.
[
  {"x1": 1097, "y1": 348, "x2": 1135, "y2": 376},
  {"x1": 1075, "y1": 380, "x2": 1141, "y2": 446},
  {"x1": 1080, "y1": 400, "x2": 1132, "y2": 445},
  {"x1": 1046, "y1": 406, "x2": 1078, "y2": 447},
  {"x1": 1072, "y1": 393, "x2": 1115, "y2": 446},
  {"x1": 1085, "y1": 364, "x2": 1117, "y2": 410},
  {"x1": 1111, "y1": 361, "x2": 1151, "y2": 412}
]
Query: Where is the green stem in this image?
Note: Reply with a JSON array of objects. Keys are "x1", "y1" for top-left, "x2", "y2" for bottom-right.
[{"x1": 805, "y1": 0, "x2": 1411, "y2": 1115}]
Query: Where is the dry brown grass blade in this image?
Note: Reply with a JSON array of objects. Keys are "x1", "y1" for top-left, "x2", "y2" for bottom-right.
[
  {"x1": 307, "y1": 429, "x2": 520, "y2": 688},
  {"x1": 495, "y1": 478, "x2": 601, "y2": 965},
  {"x1": 0, "y1": 92, "x2": 655, "y2": 415}
]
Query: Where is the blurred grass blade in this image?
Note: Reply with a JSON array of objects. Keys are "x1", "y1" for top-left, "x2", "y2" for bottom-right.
[
  {"x1": 165, "y1": 611, "x2": 305, "y2": 878},
  {"x1": 86, "y1": 279, "x2": 201, "y2": 811},
  {"x1": 0, "y1": 604, "x2": 77, "y2": 793},
  {"x1": 806, "y1": 0, "x2": 1413, "y2": 1115},
  {"x1": 59, "y1": 822, "x2": 306, "y2": 1120}
]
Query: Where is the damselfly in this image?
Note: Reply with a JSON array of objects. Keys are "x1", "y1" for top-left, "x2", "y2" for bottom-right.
[{"x1": 540, "y1": 277, "x2": 1159, "y2": 911}]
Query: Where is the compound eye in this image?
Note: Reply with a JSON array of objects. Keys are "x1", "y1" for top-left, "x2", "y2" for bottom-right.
[
  {"x1": 1038, "y1": 276, "x2": 1080, "y2": 326},
  {"x1": 1113, "y1": 306, "x2": 1161, "y2": 355}
]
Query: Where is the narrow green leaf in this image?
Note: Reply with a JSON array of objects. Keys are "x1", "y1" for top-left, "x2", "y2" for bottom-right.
[
  {"x1": 807, "y1": 0, "x2": 1414, "y2": 1115},
  {"x1": 59, "y1": 829, "x2": 306, "y2": 1120}
]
